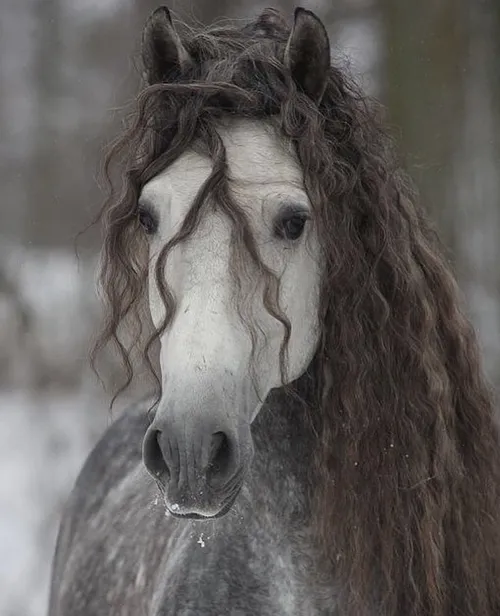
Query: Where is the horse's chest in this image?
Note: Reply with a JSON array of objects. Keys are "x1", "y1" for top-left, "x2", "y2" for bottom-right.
[
  {"x1": 54, "y1": 466, "x2": 333, "y2": 616},
  {"x1": 147, "y1": 524, "x2": 323, "y2": 616}
]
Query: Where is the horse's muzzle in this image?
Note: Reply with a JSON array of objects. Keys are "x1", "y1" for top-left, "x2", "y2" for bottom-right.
[{"x1": 142, "y1": 414, "x2": 251, "y2": 518}]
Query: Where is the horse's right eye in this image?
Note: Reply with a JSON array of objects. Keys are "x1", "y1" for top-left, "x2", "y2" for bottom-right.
[{"x1": 137, "y1": 206, "x2": 158, "y2": 235}]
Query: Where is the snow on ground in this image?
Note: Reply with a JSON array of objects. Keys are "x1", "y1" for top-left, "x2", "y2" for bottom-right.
[
  {"x1": 0, "y1": 246, "x2": 151, "y2": 616},
  {"x1": 0, "y1": 387, "x2": 108, "y2": 616},
  {"x1": 0, "y1": 246, "x2": 111, "y2": 616},
  {"x1": 0, "y1": 244, "x2": 99, "y2": 389}
]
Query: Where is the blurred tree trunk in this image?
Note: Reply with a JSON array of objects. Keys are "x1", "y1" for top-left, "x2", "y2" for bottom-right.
[
  {"x1": 493, "y1": 0, "x2": 500, "y2": 385},
  {"x1": 463, "y1": 0, "x2": 500, "y2": 385},
  {"x1": 171, "y1": 0, "x2": 237, "y2": 24},
  {"x1": 25, "y1": 0, "x2": 63, "y2": 246},
  {"x1": 379, "y1": 0, "x2": 467, "y2": 265},
  {"x1": 492, "y1": 0, "x2": 500, "y2": 296}
]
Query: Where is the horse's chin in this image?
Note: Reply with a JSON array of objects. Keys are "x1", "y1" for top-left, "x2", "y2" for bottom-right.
[{"x1": 165, "y1": 483, "x2": 242, "y2": 520}]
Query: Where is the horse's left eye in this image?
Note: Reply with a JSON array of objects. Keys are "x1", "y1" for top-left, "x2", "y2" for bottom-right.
[
  {"x1": 274, "y1": 212, "x2": 309, "y2": 241},
  {"x1": 137, "y1": 206, "x2": 158, "y2": 235}
]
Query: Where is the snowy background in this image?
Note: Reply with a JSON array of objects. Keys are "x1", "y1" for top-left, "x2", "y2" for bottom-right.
[{"x1": 1, "y1": 1, "x2": 499, "y2": 615}]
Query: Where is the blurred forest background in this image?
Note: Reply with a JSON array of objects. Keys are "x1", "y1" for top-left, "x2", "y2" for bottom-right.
[{"x1": 1, "y1": 0, "x2": 499, "y2": 614}]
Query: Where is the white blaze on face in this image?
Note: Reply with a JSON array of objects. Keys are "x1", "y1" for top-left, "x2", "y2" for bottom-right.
[{"x1": 139, "y1": 119, "x2": 321, "y2": 421}]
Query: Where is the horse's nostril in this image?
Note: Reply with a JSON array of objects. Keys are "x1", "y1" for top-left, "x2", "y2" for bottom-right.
[
  {"x1": 207, "y1": 431, "x2": 231, "y2": 480},
  {"x1": 143, "y1": 428, "x2": 170, "y2": 484}
]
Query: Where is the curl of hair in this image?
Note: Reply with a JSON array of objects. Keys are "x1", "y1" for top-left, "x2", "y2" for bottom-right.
[{"x1": 92, "y1": 10, "x2": 500, "y2": 616}]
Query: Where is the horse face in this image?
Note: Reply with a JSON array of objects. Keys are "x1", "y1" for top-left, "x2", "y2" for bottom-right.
[{"x1": 141, "y1": 119, "x2": 321, "y2": 518}]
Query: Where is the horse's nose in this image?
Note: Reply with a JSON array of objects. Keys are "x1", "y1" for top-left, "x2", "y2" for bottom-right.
[{"x1": 142, "y1": 421, "x2": 239, "y2": 507}]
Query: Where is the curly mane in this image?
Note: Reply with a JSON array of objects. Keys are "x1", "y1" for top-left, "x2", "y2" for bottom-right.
[{"x1": 93, "y1": 7, "x2": 500, "y2": 615}]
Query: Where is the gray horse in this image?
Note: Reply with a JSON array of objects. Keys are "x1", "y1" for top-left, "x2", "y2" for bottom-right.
[{"x1": 48, "y1": 6, "x2": 500, "y2": 616}]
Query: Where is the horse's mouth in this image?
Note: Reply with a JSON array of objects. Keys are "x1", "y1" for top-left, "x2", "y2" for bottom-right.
[{"x1": 166, "y1": 483, "x2": 243, "y2": 520}]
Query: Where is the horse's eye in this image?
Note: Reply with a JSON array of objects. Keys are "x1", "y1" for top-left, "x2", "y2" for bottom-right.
[
  {"x1": 274, "y1": 212, "x2": 309, "y2": 241},
  {"x1": 137, "y1": 206, "x2": 158, "y2": 235}
]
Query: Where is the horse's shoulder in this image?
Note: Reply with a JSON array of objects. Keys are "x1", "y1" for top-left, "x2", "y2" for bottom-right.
[
  {"x1": 49, "y1": 397, "x2": 154, "y2": 615},
  {"x1": 56, "y1": 397, "x2": 150, "y2": 526}
]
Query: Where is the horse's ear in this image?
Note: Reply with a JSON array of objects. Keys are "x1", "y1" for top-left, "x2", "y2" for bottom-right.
[
  {"x1": 284, "y1": 8, "x2": 330, "y2": 103},
  {"x1": 141, "y1": 6, "x2": 191, "y2": 85}
]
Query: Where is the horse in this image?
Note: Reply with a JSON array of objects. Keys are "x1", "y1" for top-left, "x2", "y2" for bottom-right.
[{"x1": 48, "y1": 6, "x2": 500, "y2": 616}]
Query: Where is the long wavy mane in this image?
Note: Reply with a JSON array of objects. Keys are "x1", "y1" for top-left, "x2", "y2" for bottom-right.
[{"x1": 93, "y1": 7, "x2": 500, "y2": 615}]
